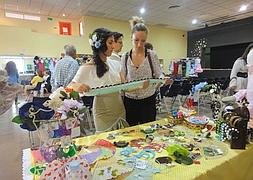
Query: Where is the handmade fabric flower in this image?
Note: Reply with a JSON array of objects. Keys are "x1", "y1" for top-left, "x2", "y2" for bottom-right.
[
  {"x1": 89, "y1": 33, "x2": 102, "y2": 49},
  {"x1": 44, "y1": 87, "x2": 65, "y2": 110},
  {"x1": 57, "y1": 99, "x2": 82, "y2": 119},
  {"x1": 94, "y1": 40, "x2": 101, "y2": 48}
]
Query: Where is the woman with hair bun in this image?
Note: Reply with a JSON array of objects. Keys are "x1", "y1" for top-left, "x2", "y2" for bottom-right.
[
  {"x1": 121, "y1": 16, "x2": 172, "y2": 126},
  {"x1": 71, "y1": 28, "x2": 128, "y2": 133}
]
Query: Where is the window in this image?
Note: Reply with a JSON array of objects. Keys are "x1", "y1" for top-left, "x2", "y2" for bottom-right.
[{"x1": 0, "y1": 56, "x2": 34, "y2": 74}]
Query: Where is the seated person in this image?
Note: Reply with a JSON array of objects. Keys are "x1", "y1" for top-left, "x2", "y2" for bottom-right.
[
  {"x1": 24, "y1": 70, "x2": 44, "y2": 98},
  {"x1": 43, "y1": 70, "x2": 52, "y2": 93}
]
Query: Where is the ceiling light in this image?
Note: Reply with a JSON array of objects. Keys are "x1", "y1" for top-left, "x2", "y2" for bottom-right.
[
  {"x1": 62, "y1": 13, "x2": 66, "y2": 17},
  {"x1": 239, "y1": 5, "x2": 247, "y2": 12},
  {"x1": 5, "y1": 12, "x2": 23, "y2": 19},
  {"x1": 24, "y1": 14, "x2": 40, "y2": 21},
  {"x1": 192, "y1": 19, "x2": 197, "y2": 24},
  {"x1": 5, "y1": 12, "x2": 40, "y2": 21},
  {"x1": 140, "y1": 8, "x2": 145, "y2": 14}
]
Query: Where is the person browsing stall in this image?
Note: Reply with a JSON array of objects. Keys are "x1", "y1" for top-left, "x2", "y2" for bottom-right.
[
  {"x1": 120, "y1": 16, "x2": 172, "y2": 126},
  {"x1": 24, "y1": 70, "x2": 44, "y2": 99},
  {"x1": 5, "y1": 61, "x2": 19, "y2": 104},
  {"x1": 229, "y1": 43, "x2": 253, "y2": 94},
  {"x1": 54, "y1": 45, "x2": 79, "y2": 88},
  {"x1": 70, "y1": 28, "x2": 128, "y2": 133}
]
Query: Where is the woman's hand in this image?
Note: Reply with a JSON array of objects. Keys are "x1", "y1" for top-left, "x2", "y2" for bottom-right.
[
  {"x1": 77, "y1": 83, "x2": 90, "y2": 93},
  {"x1": 142, "y1": 80, "x2": 150, "y2": 89},
  {"x1": 70, "y1": 82, "x2": 90, "y2": 93},
  {"x1": 164, "y1": 77, "x2": 173, "y2": 86}
]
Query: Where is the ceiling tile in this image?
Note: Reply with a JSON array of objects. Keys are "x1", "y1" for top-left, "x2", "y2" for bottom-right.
[{"x1": 1, "y1": 0, "x2": 252, "y2": 30}]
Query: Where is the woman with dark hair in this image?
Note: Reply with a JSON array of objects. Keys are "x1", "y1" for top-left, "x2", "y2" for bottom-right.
[
  {"x1": 5, "y1": 61, "x2": 19, "y2": 104},
  {"x1": 229, "y1": 43, "x2": 253, "y2": 93},
  {"x1": 71, "y1": 28, "x2": 128, "y2": 133}
]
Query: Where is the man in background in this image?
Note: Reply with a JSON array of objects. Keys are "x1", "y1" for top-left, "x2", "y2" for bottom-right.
[{"x1": 54, "y1": 45, "x2": 79, "y2": 88}]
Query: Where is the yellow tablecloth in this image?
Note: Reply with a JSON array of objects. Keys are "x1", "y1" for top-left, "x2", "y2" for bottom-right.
[{"x1": 23, "y1": 118, "x2": 253, "y2": 180}]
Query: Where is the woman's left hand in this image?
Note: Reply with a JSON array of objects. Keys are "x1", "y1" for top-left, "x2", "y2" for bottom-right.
[{"x1": 164, "y1": 77, "x2": 173, "y2": 86}]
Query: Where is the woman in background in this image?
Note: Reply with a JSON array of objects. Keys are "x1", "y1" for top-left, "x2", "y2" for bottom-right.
[
  {"x1": 5, "y1": 61, "x2": 19, "y2": 104},
  {"x1": 229, "y1": 43, "x2": 253, "y2": 94}
]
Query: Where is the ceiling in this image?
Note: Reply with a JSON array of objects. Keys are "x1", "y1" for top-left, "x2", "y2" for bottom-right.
[{"x1": 0, "y1": 0, "x2": 253, "y2": 31}]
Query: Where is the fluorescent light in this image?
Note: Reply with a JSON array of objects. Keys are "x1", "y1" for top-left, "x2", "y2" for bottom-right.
[
  {"x1": 239, "y1": 5, "x2": 247, "y2": 12},
  {"x1": 63, "y1": 13, "x2": 66, "y2": 17},
  {"x1": 79, "y1": 21, "x2": 84, "y2": 36},
  {"x1": 24, "y1": 14, "x2": 40, "y2": 21},
  {"x1": 5, "y1": 12, "x2": 41, "y2": 21},
  {"x1": 140, "y1": 8, "x2": 145, "y2": 14},
  {"x1": 5, "y1": 12, "x2": 23, "y2": 19},
  {"x1": 192, "y1": 19, "x2": 197, "y2": 24}
]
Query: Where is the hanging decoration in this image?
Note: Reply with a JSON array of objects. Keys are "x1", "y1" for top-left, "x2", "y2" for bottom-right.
[{"x1": 191, "y1": 38, "x2": 207, "y2": 57}]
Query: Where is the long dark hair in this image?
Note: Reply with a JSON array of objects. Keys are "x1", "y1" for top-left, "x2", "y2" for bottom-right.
[
  {"x1": 241, "y1": 43, "x2": 253, "y2": 63},
  {"x1": 90, "y1": 28, "x2": 113, "y2": 78},
  {"x1": 5, "y1": 61, "x2": 18, "y2": 75}
]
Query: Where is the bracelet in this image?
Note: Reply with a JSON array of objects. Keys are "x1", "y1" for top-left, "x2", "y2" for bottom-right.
[
  {"x1": 229, "y1": 116, "x2": 240, "y2": 127},
  {"x1": 232, "y1": 117, "x2": 242, "y2": 127}
]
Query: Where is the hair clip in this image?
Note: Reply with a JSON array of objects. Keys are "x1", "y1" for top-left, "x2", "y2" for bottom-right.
[
  {"x1": 145, "y1": 134, "x2": 154, "y2": 143},
  {"x1": 107, "y1": 133, "x2": 116, "y2": 140},
  {"x1": 155, "y1": 156, "x2": 172, "y2": 165},
  {"x1": 141, "y1": 128, "x2": 154, "y2": 134},
  {"x1": 120, "y1": 147, "x2": 137, "y2": 157},
  {"x1": 134, "y1": 148, "x2": 156, "y2": 159},
  {"x1": 114, "y1": 141, "x2": 129, "y2": 148}
]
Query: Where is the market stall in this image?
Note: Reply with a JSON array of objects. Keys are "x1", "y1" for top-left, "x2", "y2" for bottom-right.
[{"x1": 22, "y1": 118, "x2": 253, "y2": 180}]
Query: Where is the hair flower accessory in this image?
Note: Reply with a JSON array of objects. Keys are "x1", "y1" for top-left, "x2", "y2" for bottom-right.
[{"x1": 89, "y1": 33, "x2": 102, "y2": 49}]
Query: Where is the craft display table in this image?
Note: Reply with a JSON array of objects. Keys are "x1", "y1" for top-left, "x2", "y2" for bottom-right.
[{"x1": 22, "y1": 118, "x2": 253, "y2": 180}]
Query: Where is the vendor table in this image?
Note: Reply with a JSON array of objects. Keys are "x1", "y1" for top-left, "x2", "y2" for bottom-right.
[{"x1": 22, "y1": 118, "x2": 253, "y2": 180}]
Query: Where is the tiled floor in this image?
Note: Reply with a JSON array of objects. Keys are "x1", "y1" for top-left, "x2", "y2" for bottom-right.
[{"x1": 0, "y1": 103, "x2": 30, "y2": 180}]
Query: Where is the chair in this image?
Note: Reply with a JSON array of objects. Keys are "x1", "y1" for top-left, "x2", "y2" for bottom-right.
[
  {"x1": 163, "y1": 80, "x2": 181, "y2": 110},
  {"x1": 178, "y1": 79, "x2": 192, "y2": 106}
]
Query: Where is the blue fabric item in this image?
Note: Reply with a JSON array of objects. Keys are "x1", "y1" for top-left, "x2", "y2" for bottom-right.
[
  {"x1": 18, "y1": 98, "x2": 54, "y2": 131},
  {"x1": 126, "y1": 161, "x2": 160, "y2": 180},
  {"x1": 19, "y1": 102, "x2": 54, "y2": 120}
]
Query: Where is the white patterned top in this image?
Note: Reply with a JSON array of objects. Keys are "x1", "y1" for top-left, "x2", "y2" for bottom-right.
[{"x1": 121, "y1": 49, "x2": 162, "y2": 99}]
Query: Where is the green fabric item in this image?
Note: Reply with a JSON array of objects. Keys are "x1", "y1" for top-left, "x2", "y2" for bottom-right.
[
  {"x1": 11, "y1": 115, "x2": 22, "y2": 124},
  {"x1": 166, "y1": 144, "x2": 190, "y2": 156},
  {"x1": 70, "y1": 91, "x2": 80, "y2": 100}
]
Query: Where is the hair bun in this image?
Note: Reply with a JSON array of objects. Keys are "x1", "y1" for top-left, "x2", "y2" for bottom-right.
[{"x1": 130, "y1": 16, "x2": 144, "y2": 29}]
